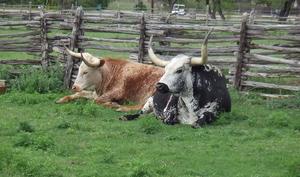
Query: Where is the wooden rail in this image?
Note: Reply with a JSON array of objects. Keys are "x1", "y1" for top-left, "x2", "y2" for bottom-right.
[{"x1": 0, "y1": 7, "x2": 300, "y2": 96}]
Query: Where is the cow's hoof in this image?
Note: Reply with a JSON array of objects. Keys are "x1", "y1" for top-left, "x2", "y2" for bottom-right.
[
  {"x1": 119, "y1": 116, "x2": 128, "y2": 121},
  {"x1": 116, "y1": 107, "x2": 127, "y2": 112},
  {"x1": 111, "y1": 102, "x2": 122, "y2": 108},
  {"x1": 163, "y1": 119, "x2": 176, "y2": 125},
  {"x1": 191, "y1": 123, "x2": 201, "y2": 129},
  {"x1": 55, "y1": 99, "x2": 63, "y2": 104}
]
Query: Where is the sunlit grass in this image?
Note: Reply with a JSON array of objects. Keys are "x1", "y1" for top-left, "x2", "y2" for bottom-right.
[{"x1": 0, "y1": 90, "x2": 299, "y2": 176}]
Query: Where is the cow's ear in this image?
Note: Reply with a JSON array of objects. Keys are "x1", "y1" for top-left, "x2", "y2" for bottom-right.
[{"x1": 98, "y1": 60, "x2": 105, "y2": 67}]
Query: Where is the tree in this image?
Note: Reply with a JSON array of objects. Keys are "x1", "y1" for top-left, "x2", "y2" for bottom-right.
[
  {"x1": 158, "y1": 0, "x2": 178, "y2": 13},
  {"x1": 254, "y1": 0, "x2": 296, "y2": 21},
  {"x1": 134, "y1": 0, "x2": 147, "y2": 11},
  {"x1": 58, "y1": 0, "x2": 77, "y2": 10},
  {"x1": 278, "y1": 0, "x2": 295, "y2": 21},
  {"x1": 76, "y1": 0, "x2": 110, "y2": 9},
  {"x1": 203, "y1": 0, "x2": 226, "y2": 20}
]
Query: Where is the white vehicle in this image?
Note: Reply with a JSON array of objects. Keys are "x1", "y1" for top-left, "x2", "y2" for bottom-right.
[{"x1": 171, "y1": 4, "x2": 186, "y2": 16}]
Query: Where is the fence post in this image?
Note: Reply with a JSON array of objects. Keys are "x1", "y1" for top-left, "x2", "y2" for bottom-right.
[
  {"x1": 71, "y1": 4, "x2": 74, "y2": 15},
  {"x1": 117, "y1": 4, "x2": 120, "y2": 28},
  {"x1": 206, "y1": 5, "x2": 209, "y2": 26},
  {"x1": 29, "y1": 1, "x2": 32, "y2": 20},
  {"x1": 138, "y1": 13, "x2": 145, "y2": 63},
  {"x1": 40, "y1": 6, "x2": 49, "y2": 66},
  {"x1": 99, "y1": 4, "x2": 102, "y2": 18},
  {"x1": 249, "y1": 9, "x2": 255, "y2": 24},
  {"x1": 63, "y1": 6, "x2": 84, "y2": 89},
  {"x1": 234, "y1": 12, "x2": 249, "y2": 91}
]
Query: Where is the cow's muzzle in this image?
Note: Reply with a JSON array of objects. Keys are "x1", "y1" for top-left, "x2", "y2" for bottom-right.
[
  {"x1": 156, "y1": 83, "x2": 170, "y2": 93},
  {"x1": 72, "y1": 85, "x2": 82, "y2": 92}
]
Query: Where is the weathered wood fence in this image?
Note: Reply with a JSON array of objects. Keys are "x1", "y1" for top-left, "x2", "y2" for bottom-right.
[{"x1": 1, "y1": 6, "x2": 300, "y2": 96}]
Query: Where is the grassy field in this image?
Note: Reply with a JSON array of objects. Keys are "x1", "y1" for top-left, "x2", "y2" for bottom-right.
[
  {"x1": 1, "y1": 85, "x2": 300, "y2": 176},
  {"x1": 0, "y1": 8, "x2": 300, "y2": 176},
  {"x1": 0, "y1": 47, "x2": 300, "y2": 176}
]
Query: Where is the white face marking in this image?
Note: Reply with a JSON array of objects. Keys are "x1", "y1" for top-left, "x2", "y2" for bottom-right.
[
  {"x1": 73, "y1": 63, "x2": 102, "y2": 90},
  {"x1": 159, "y1": 55, "x2": 192, "y2": 95}
]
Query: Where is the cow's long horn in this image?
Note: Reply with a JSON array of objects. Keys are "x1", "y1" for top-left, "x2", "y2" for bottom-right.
[
  {"x1": 63, "y1": 43, "x2": 81, "y2": 58},
  {"x1": 148, "y1": 35, "x2": 170, "y2": 67},
  {"x1": 80, "y1": 53, "x2": 101, "y2": 67},
  {"x1": 190, "y1": 28, "x2": 213, "y2": 65},
  {"x1": 62, "y1": 43, "x2": 100, "y2": 67}
]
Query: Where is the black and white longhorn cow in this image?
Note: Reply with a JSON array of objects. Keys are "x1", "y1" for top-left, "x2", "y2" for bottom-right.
[{"x1": 120, "y1": 29, "x2": 231, "y2": 128}]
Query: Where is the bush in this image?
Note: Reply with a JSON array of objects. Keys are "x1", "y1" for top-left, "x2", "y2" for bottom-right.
[
  {"x1": 134, "y1": 1, "x2": 147, "y2": 11},
  {"x1": 10, "y1": 62, "x2": 64, "y2": 94},
  {"x1": 0, "y1": 64, "x2": 16, "y2": 81}
]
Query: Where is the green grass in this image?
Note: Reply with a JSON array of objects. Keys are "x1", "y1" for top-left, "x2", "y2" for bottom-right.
[
  {"x1": 1, "y1": 9, "x2": 300, "y2": 176},
  {"x1": 0, "y1": 89, "x2": 300, "y2": 177},
  {"x1": 108, "y1": 0, "x2": 143, "y2": 11},
  {"x1": 0, "y1": 27, "x2": 38, "y2": 60}
]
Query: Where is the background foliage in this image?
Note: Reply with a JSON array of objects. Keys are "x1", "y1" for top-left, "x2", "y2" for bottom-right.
[{"x1": 1, "y1": 0, "x2": 298, "y2": 12}]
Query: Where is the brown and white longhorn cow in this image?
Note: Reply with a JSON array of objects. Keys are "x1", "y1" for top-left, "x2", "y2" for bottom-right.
[{"x1": 56, "y1": 46, "x2": 164, "y2": 112}]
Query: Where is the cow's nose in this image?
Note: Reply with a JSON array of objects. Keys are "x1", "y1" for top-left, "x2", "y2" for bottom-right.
[
  {"x1": 156, "y1": 83, "x2": 163, "y2": 90},
  {"x1": 156, "y1": 83, "x2": 169, "y2": 93},
  {"x1": 72, "y1": 85, "x2": 79, "y2": 91}
]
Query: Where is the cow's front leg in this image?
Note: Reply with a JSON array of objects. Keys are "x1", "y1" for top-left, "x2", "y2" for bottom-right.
[
  {"x1": 56, "y1": 91, "x2": 96, "y2": 103},
  {"x1": 119, "y1": 97, "x2": 154, "y2": 120},
  {"x1": 116, "y1": 102, "x2": 145, "y2": 112},
  {"x1": 162, "y1": 109, "x2": 178, "y2": 125},
  {"x1": 163, "y1": 116, "x2": 178, "y2": 125},
  {"x1": 93, "y1": 90, "x2": 123, "y2": 108},
  {"x1": 94, "y1": 99, "x2": 122, "y2": 108},
  {"x1": 119, "y1": 114, "x2": 141, "y2": 121},
  {"x1": 192, "y1": 112, "x2": 215, "y2": 128}
]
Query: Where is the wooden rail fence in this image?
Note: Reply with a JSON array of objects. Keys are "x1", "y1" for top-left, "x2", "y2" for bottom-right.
[{"x1": 0, "y1": 6, "x2": 300, "y2": 97}]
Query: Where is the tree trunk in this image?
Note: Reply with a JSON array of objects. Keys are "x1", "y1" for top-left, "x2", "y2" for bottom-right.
[
  {"x1": 278, "y1": 0, "x2": 295, "y2": 21},
  {"x1": 206, "y1": 0, "x2": 214, "y2": 19},
  {"x1": 210, "y1": 0, "x2": 225, "y2": 20},
  {"x1": 59, "y1": 0, "x2": 77, "y2": 10},
  {"x1": 214, "y1": 0, "x2": 226, "y2": 20},
  {"x1": 168, "y1": 0, "x2": 178, "y2": 13}
]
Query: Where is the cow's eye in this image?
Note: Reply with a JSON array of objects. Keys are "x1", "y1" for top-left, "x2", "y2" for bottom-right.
[
  {"x1": 83, "y1": 71, "x2": 88, "y2": 74},
  {"x1": 176, "y1": 69, "x2": 182, "y2": 74}
]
